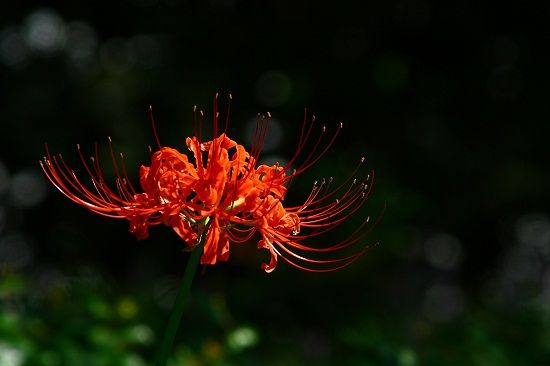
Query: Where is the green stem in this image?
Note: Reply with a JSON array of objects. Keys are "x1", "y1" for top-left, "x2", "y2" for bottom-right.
[{"x1": 155, "y1": 227, "x2": 209, "y2": 366}]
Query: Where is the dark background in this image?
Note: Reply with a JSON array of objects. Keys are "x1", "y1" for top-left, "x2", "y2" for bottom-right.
[{"x1": 1, "y1": 1, "x2": 550, "y2": 365}]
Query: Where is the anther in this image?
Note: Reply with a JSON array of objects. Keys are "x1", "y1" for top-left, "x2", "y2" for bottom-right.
[
  {"x1": 352, "y1": 178, "x2": 357, "y2": 184},
  {"x1": 339, "y1": 122, "x2": 343, "y2": 128},
  {"x1": 267, "y1": 112, "x2": 271, "y2": 118},
  {"x1": 107, "y1": 136, "x2": 112, "y2": 143},
  {"x1": 148, "y1": 105, "x2": 153, "y2": 111},
  {"x1": 322, "y1": 126, "x2": 326, "y2": 132},
  {"x1": 77, "y1": 144, "x2": 81, "y2": 150},
  {"x1": 360, "y1": 156, "x2": 365, "y2": 163}
]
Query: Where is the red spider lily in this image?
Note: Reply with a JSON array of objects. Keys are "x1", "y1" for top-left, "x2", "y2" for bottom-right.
[{"x1": 40, "y1": 95, "x2": 380, "y2": 272}]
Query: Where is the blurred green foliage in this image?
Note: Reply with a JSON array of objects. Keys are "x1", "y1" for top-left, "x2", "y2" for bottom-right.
[
  {"x1": 2, "y1": 269, "x2": 550, "y2": 365},
  {"x1": 1, "y1": 1, "x2": 550, "y2": 365}
]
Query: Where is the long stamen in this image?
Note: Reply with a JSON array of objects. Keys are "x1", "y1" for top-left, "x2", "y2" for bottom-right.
[
  {"x1": 148, "y1": 105, "x2": 162, "y2": 149},
  {"x1": 224, "y1": 93, "x2": 232, "y2": 134},
  {"x1": 282, "y1": 112, "x2": 316, "y2": 173},
  {"x1": 119, "y1": 152, "x2": 138, "y2": 196},
  {"x1": 193, "y1": 105, "x2": 198, "y2": 140},
  {"x1": 295, "y1": 123, "x2": 343, "y2": 175}
]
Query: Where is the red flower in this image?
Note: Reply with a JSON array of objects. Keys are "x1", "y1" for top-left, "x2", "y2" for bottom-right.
[{"x1": 41, "y1": 95, "x2": 380, "y2": 272}]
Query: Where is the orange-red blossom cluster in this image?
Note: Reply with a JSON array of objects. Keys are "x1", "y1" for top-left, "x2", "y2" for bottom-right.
[{"x1": 41, "y1": 97, "x2": 378, "y2": 272}]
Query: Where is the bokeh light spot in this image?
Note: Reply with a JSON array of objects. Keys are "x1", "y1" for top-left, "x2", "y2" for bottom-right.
[
  {"x1": 127, "y1": 34, "x2": 161, "y2": 69},
  {"x1": 227, "y1": 326, "x2": 258, "y2": 351},
  {"x1": 0, "y1": 342, "x2": 25, "y2": 366},
  {"x1": 65, "y1": 21, "x2": 97, "y2": 62},
  {"x1": 127, "y1": 324, "x2": 154, "y2": 345},
  {"x1": 0, "y1": 233, "x2": 34, "y2": 269},
  {"x1": 484, "y1": 214, "x2": 550, "y2": 307},
  {"x1": 424, "y1": 233, "x2": 462, "y2": 270},
  {"x1": 255, "y1": 70, "x2": 292, "y2": 107},
  {"x1": 202, "y1": 339, "x2": 223, "y2": 359},
  {"x1": 23, "y1": 8, "x2": 66, "y2": 53},
  {"x1": 122, "y1": 354, "x2": 146, "y2": 366},
  {"x1": 0, "y1": 27, "x2": 29, "y2": 68},
  {"x1": 423, "y1": 283, "x2": 464, "y2": 322},
  {"x1": 100, "y1": 37, "x2": 132, "y2": 71},
  {"x1": 89, "y1": 325, "x2": 114, "y2": 347},
  {"x1": 10, "y1": 169, "x2": 48, "y2": 208},
  {"x1": 117, "y1": 297, "x2": 138, "y2": 319},
  {"x1": 515, "y1": 213, "x2": 550, "y2": 252},
  {"x1": 87, "y1": 297, "x2": 112, "y2": 320},
  {"x1": 372, "y1": 54, "x2": 409, "y2": 93},
  {"x1": 398, "y1": 347, "x2": 417, "y2": 366}
]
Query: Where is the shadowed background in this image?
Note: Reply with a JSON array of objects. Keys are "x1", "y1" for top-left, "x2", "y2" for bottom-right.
[{"x1": 1, "y1": 1, "x2": 549, "y2": 365}]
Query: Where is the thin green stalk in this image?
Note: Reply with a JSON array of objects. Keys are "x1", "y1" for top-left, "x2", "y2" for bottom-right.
[{"x1": 155, "y1": 226, "x2": 209, "y2": 366}]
